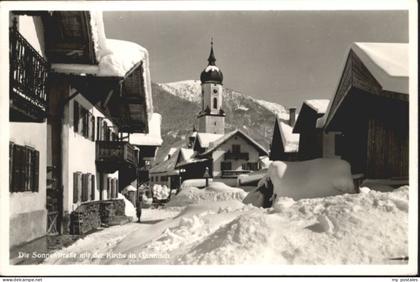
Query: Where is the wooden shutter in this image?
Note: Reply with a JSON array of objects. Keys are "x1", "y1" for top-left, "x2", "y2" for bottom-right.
[
  {"x1": 82, "y1": 174, "x2": 89, "y2": 202},
  {"x1": 97, "y1": 117, "x2": 103, "y2": 141},
  {"x1": 25, "y1": 147, "x2": 33, "y2": 192},
  {"x1": 15, "y1": 145, "x2": 26, "y2": 192},
  {"x1": 32, "y1": 149, "x2": 39, "y2": 192},
  {"x1": 91, "y1": 174, "x2": 96, "y2": 200},
  {"x1": 9, "y1": 142, "x2": 14, "y2": 191},
  {"x1": 107, "y1": 177, "x2": 112, "y2": 199},
  {"x1": 83, "y1": 108, "x2": 89, "y2": 138},
  {"x1": 73, "y1": 101, "x2": 79, "y2": 132},
  {"x1": 90, "y1": 113, "x2": 95, "y2": 141},
  {"x1": 73, "y1": 172, "x2": 80, "y2": 203}
]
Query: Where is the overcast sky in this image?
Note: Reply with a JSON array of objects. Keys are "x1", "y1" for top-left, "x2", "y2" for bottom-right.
[{"x1": 103, "y1": 10, "x2": 408, "y2": 108}]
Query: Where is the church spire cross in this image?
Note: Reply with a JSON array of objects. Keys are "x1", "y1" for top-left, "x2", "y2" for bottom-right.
[{"x1": 207, "y1": 38, "x2": 216, "y2": 66}]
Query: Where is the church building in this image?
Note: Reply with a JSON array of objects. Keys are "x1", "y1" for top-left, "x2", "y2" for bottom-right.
[{"x1": 175, "y1": 41, "x2": 268, "y2": 184}]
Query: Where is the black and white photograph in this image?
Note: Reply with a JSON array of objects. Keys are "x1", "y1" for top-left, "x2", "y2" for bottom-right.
[{"x1": 0, "y1": 0, "x2": 417, "y2": 277}]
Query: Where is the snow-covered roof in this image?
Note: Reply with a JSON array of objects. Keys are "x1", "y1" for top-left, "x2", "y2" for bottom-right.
[
  {"x1": 180, "y1": 148, "x2": 195, "y2": 162},
  {"x1": 129, "y1": 113, "x2": 163, "y2": 146},
  {"x1": 304, "y1": 99, "x2": 330, "y2": 114},
  {"x1": 51, "y1": 39, "x2": 149, "y2": 78},
  {"x1": 351, "y1": 42, "x2": 408, "y2": 94},
  {"x1": 200, "y1": 129, "x2": 268, "y2": 156},
  {"x1": 195, "y1": 133, "x2": 224, "y2": 149},
  {"x1": 278, "y1": 121, "x2": 300, "y2": 153},
  {"x1": 149, "y1": 148, "x2": 181, "y2": 174}
]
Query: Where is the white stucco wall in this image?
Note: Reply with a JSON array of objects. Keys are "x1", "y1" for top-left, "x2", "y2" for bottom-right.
[
  {"x1": 212, "y1": 134, "x2": 262, "y2": 177},
  {"x1": 9, "y1": 121, "x2": 47, "y2": 246},
  {"x1": 17, "y1": 15, "x2": 45, "y2": 58},
  {"x1": 62, "y1": 89, "x2": 119, "y2": 213},
  {"x1": 9, "y1": 122, "x2": 47, "y2": 215}
]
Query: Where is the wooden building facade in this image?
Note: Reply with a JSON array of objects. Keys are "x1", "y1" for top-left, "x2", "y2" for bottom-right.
[{"x1": 324, "y1": 42, "x2": 408, "y2": 180}]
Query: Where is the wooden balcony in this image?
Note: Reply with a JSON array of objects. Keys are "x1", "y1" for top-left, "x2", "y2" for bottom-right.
[
  {"x1": 9, "y1": 24, "x2": 49, "y2": 122},
  {"x1": 96, "y1": 141, "x2": 138, "y2": 173},
  {"x1": 224, "y1": 151, "x2": 249, "y2": 161}
]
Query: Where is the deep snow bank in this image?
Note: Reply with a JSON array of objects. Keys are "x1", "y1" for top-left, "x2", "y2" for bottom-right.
[
  {"x1": 167, "y1": 182, "x2": 248, "y2": 207},
  {"x1": 43, "y1": 185, "x2": 408, "y2": 265},
  {"x1": 268, "y1": 159, "x2": 355, "y2": 200},
  {"x1": 177, "y1": 186, "x2": 409, "y2": 264}
]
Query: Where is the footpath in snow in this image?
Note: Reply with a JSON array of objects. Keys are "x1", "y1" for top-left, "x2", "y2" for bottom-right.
[{"x1": 43, "y1": 180, "x2": 409, "y2": 265}]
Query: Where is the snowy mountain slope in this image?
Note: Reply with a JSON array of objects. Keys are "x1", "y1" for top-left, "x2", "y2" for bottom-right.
[
  {"x1": 158, "y1": 80, "x2": 289, "y2": 119},
  {"x1": 153, "y1": 80, "x2": 290, "y2": 163}
]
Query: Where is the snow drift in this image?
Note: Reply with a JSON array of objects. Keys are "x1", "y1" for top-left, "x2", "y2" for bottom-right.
[
  {"x1": 117, "y1": 193, "x2": 137, "y2": 222},
  {"x1": 167, "y1": 182, "x2": 248, "y2": 207},
  {"x1": 268, "y1": 158, "x2": 355, "y2": 201},
  {"x1": 44, "y1": 186, "x2": 409, "y2": 265}
]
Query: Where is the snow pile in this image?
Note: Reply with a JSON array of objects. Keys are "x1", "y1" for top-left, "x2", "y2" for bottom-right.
[
  {"x1": 181, "y1": 179, "x2": 213, "y2": 189},
  {"x1": 117, "y1": 193, "x2": 138, "y2": 222},
  {"x1": 43, "y1": 184, "x2": 408, "y2": 265},
  {"x1": 278, "y1": 121, "x2": 300, "y2": 153},
  {"x1": 177, "y1": 186, "x2": 409, "y2": 264},
  {"x1": 237, "y1": 169, "x2": 267, "y2": 186},
  {"x1": 167, "y1": 183, "x2": 247, "y2": 207},
  {"x1": 152, "y1": 184, "x2": 171, "y2": 200},
  {"x1": 142, "y1": 194, "x2": 153, "y2": 207},
  {"x1": 268, "y1": 159, "x2": 355, "y2": 201}
]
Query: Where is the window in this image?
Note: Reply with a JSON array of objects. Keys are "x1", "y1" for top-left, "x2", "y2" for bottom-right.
[
  {"x1": 9, "y1": 143, "x2": 39, "y2": 193},
  {"x1": 213, "y1": 97, "x2": 218, "y2": 109},
  {"x1": 73, "y1": 172, "x2": 82, "y2": 203},
  {"x1": 221, "y1": 161, "x2": 232, "y2": 171},
  {"x1": 73, "y1": 101, "x2": 95, "y2": 140},
  {"x1": 232, "y1": 144, "x2": 241, "y2": 153},
  {"x1": 213, "y1": 89, "x2": 218, "y2": 94}
]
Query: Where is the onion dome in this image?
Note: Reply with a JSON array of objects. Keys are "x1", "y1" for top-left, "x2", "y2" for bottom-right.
[{"x1": 200, "y1": 39, "x2": 223, "y2": 84}]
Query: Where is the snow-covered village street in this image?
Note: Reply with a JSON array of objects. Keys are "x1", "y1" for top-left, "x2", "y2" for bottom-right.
[
  {"x1": 3, "y1": 6, "x2": 416, "y2": 277},
  {"x1": 42, "y1": 181, "x2": 408, "y2": 265}
]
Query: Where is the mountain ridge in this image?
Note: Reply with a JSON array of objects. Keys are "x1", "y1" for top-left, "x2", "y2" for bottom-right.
[{"x1": 152, "y1": 80, "x2": 290, "y2": 163}]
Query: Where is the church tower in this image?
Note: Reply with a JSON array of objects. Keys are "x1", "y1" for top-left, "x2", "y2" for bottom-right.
[{"x1": 197, "y1": 39, "x2": 225, "y2": 134}]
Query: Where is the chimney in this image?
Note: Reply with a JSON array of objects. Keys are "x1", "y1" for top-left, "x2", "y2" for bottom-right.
[{"x1": 289, "y1": 108, "x2": 296, "y2": 127}]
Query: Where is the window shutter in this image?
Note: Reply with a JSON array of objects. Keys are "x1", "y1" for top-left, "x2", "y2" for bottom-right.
[
  {"x1": 107, "y1": 176, "x2": 111, "y2": 199},
  {"x1": 12, "y1": 145, "x2": 22, "y2": 192},
  {"x1": 90, "y1": 113, "x2": 95, "y2": 141},
  {"x1": 97, "y1": 117, "x2": 103, "y2": 141},
  {"x1": 82, "y1": 174, "x2": 89, "y2": 202},
  {"x1": 32, "y1": 149, "x2": 39, "y2": 192},
  {"x1": 73, "y1": 101, "x2": 79, "y2": 132},
  {"x1": 91, "y1": 174, "x2": 96, "y2": 200},
  {"x1": 73, "y1": 172, "x2": 80, "y2": 203},
  {"x1": 25, "y1": 147, "x2": 33, "y2": 192},
  {"x1": 19, "y1": 146, "x2": 27, "y2": 192},
  {"x1": 9, "y1": 142, "x2": 14, "y2": 191}
]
